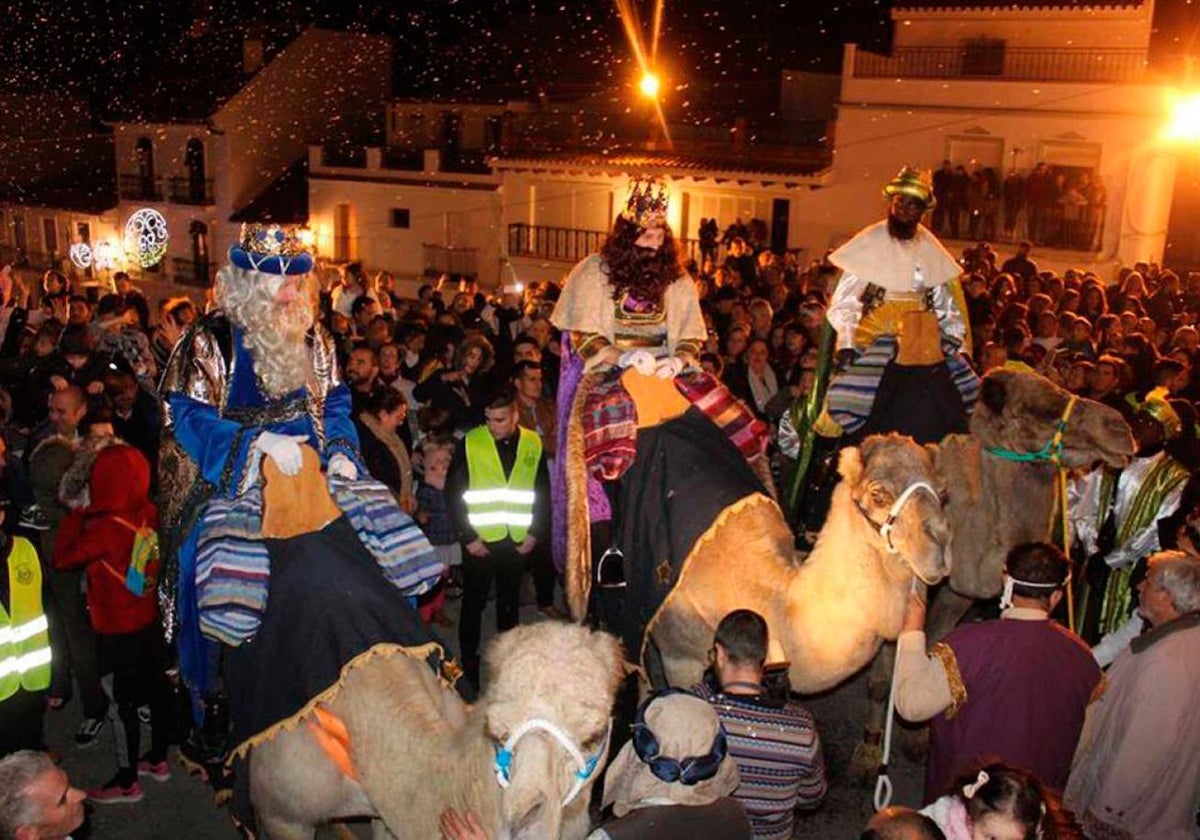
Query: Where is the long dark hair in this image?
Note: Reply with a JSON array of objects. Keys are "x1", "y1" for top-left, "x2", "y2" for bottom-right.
[{"x1": 599, "y1": 216, "x2": 685, "y2": 304}]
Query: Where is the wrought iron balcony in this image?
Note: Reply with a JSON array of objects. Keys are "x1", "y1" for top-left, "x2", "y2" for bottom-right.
[
  {"x1": 167, "y1": 177, "x2": 215, "y2": 206},
  {"x1": 852, "y1": 45, "x2": 1146, "y2": 83},
  {"x1": 118, "y1": 174, "x2": 163, "y2": 202}
]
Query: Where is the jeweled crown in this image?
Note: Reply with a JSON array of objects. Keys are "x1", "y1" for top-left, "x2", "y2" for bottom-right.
[
  {"x1": 228, "y1": 223, "x2": 314, "y2": 276},
  {"x1": 620, "y1": 177, "x2": 670, "y2": 227}
]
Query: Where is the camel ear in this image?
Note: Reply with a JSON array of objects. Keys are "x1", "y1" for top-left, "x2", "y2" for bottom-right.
[
  {"x1": 980, "y1": 372, "x2": 1009, "y2": 416},
  {"x1": 838, "y1": 446, "x2": 863, "y2": 484}
]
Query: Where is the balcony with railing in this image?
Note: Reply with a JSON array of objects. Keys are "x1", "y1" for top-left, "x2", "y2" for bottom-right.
[
  {"x1": 167, "y1": 177, "x2": 215, "y2": 206},
  {"x1": 508, "y1": 223, "x2": 607, "y2": 264},
  {"x1": 423, "y1": 244, "x2": 479, "y2": 279},
  {"x1": 119, "y1": 174, "x2": 163, "y2": 202},
  {"x1": 852, "y1": 45, "x2": 1147, "y2": 83}
]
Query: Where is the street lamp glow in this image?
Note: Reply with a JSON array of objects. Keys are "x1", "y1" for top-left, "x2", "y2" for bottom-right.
[
  {"x1": 639, "y1": 72, "x2": 661, "y2": 100},
  {"x1": 1163, "y1": 92, "x2": 1200, "y2": 143}
]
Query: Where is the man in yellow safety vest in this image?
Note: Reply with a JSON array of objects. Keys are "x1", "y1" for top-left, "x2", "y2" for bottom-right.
[
  {"x1": 447, "y1": 385, "x2": 550, "y2": 689},
  {"x1": 1, "y1": 499, "x2": 54, "y2": 756}
]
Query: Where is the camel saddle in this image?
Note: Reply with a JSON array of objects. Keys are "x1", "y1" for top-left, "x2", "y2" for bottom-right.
[
  {"x1": 620, "y1": 367, "x2": 691, "y2": 428},
  {"x1": 260, "y1": 445, "x2": 343, "y2": 538}
]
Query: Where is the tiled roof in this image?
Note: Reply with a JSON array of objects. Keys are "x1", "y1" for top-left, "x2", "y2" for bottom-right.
[
  {"x1": 229, "y1": 157, "x2": 308, "y2": 224},
  {"x1": 492, "y1": 148, "x2": 829, "y2": 181}
]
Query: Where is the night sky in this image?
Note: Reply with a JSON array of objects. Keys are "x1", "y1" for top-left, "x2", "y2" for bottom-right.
[{"x1": 1, "y1": 0, "x2": 894, "y2": 113}]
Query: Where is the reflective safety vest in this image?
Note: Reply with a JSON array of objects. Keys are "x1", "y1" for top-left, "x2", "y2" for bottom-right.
[
  {"x1": 463, "y1": 426, "x2": 542, "y2": 543},
  {"x1": 0, "y1": 537, "x2": 52, "y2": 702}
]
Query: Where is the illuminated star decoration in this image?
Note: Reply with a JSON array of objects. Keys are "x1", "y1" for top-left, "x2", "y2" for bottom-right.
[
  {"x1": 69, "y1": 242, "x2": 93, "y2": 270},
  {"x1": 614, "y1": 0, "x2": 672, "y2": 147},
  {"x1": 124, "y1": 208, "x2": 170, "y2": 268}
]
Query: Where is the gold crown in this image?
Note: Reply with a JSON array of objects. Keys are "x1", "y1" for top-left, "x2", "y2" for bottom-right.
[
  {"x1": 621, "y1": 177, "x2": 670, "y2": 226},
  {"x1": 883, "y1": 165, "x2": 936, "y2": 210}
]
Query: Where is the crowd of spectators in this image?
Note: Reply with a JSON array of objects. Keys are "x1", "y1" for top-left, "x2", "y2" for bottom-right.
[{"x1": 2, "y1": 215, "x2": 1199, "y2": 836}]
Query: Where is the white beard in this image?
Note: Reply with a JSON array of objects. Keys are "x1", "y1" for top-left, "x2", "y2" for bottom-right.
[{"x1": 216, "y1": 265, "x2": 314, "y2": 398}]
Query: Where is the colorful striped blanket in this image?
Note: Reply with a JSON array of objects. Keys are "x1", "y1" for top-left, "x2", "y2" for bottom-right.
[
  {"x1": 826, "y1": 336, "x2": 979, "y2": 434},
  {"x1": 580, "y1": 370, "x2": 768, "y2": 481},
  {"x1": 195, "y1": 477, "x2": 444, "y2": 646}
]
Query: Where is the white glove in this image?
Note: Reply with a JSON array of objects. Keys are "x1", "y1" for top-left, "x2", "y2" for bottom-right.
[
  {"x1": 617, "y1": 349, "x2": 657, "y2": 376},
  {"x1": 654, "y1": 356, "x2": 684, "y2": 380},
  {"x1": 328, "y1": 452, "x2": 358, "y2": 480},
  {"x1": 255, "y1": 431, "x2": 309, "y2": 477}
]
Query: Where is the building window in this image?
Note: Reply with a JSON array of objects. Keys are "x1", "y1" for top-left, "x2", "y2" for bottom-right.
[
  {"x1": 391, "y1": 208, "x2": 411, "y2": 229},
  {"x1": 42, "y1": 218, "x2": 58, "y2": 257}
]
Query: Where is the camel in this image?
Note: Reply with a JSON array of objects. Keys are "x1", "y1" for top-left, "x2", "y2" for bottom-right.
[
  {"x1": 249, "y1": 621, "x2": 625, "y2": 840},
  {"x1": 648, "y1": 432, "x2": 952, "y2": 692},
  {"x1": 851, "y1": 368, "x2": 1134, "y2": 773},
  {"x1": 636, "y1": 369, "x2": 1133, "y2": 699}
]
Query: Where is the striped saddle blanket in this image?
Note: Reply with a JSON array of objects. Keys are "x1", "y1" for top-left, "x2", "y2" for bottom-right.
[{"x1": 195, "y1": 477, "x2": 444, "y2": 646}]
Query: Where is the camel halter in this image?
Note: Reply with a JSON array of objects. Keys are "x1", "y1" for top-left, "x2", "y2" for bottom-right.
[
  {"x1": 981, "y1": 393, "x2": 1079, "y2": 630},
  {"x1": 493, "y1": 717, "x2": 612, "y2": 807},
  {"x1": 854, "y1": 481, "x2": 941, "y2": 565}
]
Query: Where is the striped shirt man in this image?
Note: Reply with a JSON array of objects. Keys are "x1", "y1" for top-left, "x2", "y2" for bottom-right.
[{"x1": 693, "y1": 680, "x2": 827, "y2": 840}]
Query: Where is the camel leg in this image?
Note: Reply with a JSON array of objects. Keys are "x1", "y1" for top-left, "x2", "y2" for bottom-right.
[{"x1": 849, "y1": 642, "x2": 895, "y2": 783}]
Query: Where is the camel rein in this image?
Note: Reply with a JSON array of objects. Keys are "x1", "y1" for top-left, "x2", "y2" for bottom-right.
[
  {"x1": 493, "y1": 716, "x2": 612, "y2": 806},
  {"x1": 981, "y1": 394, "x2": 1079, "y2": 629},
  {"x1": 854, "y1": 481, "x2": 942, "y2": 576}
]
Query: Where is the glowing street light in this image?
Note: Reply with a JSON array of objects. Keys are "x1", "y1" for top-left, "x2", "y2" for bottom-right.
[
  {"x1": 639, "y1": 72, "x2": 661, "y2": 100},
  {"x1": 1163, "y1": 91, "x2": 1200, "y2": 144}
]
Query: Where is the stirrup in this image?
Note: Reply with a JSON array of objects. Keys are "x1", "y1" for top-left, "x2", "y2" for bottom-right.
[{"x1": 596, "y1": 547, "x2": 627, "y2": 589}]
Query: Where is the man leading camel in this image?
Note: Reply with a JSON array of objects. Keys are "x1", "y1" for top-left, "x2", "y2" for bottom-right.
[{"x1": 894, "y1": 542, "x2": 1100, "y2": 799}]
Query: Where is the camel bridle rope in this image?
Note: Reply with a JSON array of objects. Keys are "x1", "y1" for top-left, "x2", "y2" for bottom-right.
[
  {"x1": 854, "y1": 480, "x2": 943, "y2": 576},
  {"x1": 981, "y1": 393, "x2": 1079, "y2": 630},
  {"x1": 493, "y1": 716, "x2": 613, "y2": 807}
]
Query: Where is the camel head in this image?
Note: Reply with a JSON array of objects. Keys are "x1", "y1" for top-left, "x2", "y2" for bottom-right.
[
  {"x1": 971, "y1": 369, "x2": 1134, "y2": 470},
  {"x1": 482, "y1": 622, "x2": 624, "y2": 839},
  {"x1": 838, "y1": 434, "x2": 951, "y2": 585}
]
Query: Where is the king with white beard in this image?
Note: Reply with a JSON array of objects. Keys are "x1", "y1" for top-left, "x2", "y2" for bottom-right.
[{"x1": 158, "y1": 225, "x2": 446, "y2": 728}]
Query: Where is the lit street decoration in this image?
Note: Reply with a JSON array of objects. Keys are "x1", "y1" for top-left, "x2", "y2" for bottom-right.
[
  {"x1": 93, "y1": 240, "x2": 118, "y2": 271},
  {"x1": 69, "y1": 242, "x2": 93, "y2": 269},
  {"x1": 124, "y1": 208, "x2": 170, "y2": 268}
]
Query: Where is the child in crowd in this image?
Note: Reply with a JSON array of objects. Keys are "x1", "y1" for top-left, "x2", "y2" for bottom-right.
[
  {"x1": 54, "y1": 444, "x2": 174, "y2": 804},
  {"x1": 415, "y1": 437, "x2": 461, "y2": 624},
  {"x1": 921, "y1": 764, "x2": 1058, "y2": 840}
]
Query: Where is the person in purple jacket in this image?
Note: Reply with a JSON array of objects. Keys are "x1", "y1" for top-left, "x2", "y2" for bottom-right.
[{"x1": 893, "y1": 541, "x2": 1102, "y2": 800}]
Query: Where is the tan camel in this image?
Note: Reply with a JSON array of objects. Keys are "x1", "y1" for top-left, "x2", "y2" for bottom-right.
[
  {"x1": 249, "y1": 622, "x2": 625, "y2": 840},
  {"x1": 851, "y1": 368, "x2": 1134, "y2": 774},
  {"x1": 649, "y1": 433, "x2": 951, "y2": 693},
  {"x1": 640, "y1": 370, "x2": 1131, "y2": 698}
]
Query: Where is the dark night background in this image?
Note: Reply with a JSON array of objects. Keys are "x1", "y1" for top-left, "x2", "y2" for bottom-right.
[
  {"x1": 0, "y1": 0, "x2": 893, "y2": 115},
  {"x1": 0, "y1": 0, "x2": 1193, "y2": 122}
]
